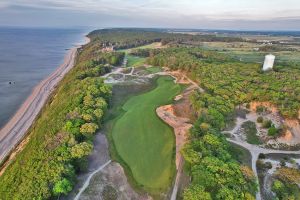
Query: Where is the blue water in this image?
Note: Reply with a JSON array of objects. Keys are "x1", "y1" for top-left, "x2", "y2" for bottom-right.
[{"x1": 0, "y1": 27, "x2": 89, "y2": 128}]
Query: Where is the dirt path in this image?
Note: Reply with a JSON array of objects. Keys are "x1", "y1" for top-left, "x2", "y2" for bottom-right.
[
  {"x1": 0, "y1": 37, "x2": 90, "y2": 168},
  {"x1": 156, "y1": 105, "x2": 192, "y2": 169},
  {"x1": 74, "y1": 160, "x2": 112, "y2": 200},
  {"x1": 77, "y1": 161, "x2": 152, "y2": 200}
]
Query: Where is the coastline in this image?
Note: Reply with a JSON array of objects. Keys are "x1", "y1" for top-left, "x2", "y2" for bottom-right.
[{"x1": 0, "y1": 36, "x2": 91, "y2": 166}]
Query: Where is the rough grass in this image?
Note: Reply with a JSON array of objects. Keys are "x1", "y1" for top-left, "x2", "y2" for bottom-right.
[
  {"x1": 127, "y1": 55, "x2": 146, "y2": 67},
  {"x1": 229, "y1": 143, "x2": 252, "y2": 167},
  {"x1": 111, "y1": 76, "x2": 182, "y2": 194},
  {"x1": 120, "y1": 42, "x2": 161, "y2": 54},
  {"x1": 242, "y1": 121, "x2": 262, "y2": 145},
  {"x1": 146, "y1": 66, "x2": 162, "y2": 73}
]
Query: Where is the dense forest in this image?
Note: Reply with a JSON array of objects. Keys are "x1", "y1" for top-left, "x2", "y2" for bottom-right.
[
  {"x1": 145, "y1": 47, "x2": 300, "y2": 119},
  {"x1": 0, "y1": 36, "x2": 124, "y2": 199},
  {"x1": 88, "y1": 29, "x2": 245, "y2": 50}
]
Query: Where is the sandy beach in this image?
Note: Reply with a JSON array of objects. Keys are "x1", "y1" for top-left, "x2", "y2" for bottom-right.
[{"x1": 0, "y1": 36, "x2": 90, "y2": 165}]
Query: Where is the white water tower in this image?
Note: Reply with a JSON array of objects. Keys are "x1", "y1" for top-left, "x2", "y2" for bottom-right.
[{"x1": 263, "y1": 54, "x2": 275, "y2": 71}]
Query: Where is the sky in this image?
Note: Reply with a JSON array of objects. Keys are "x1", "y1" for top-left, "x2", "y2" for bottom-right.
[{"x1": 0, "y1": 0, "x2": 300, "y2": 30}]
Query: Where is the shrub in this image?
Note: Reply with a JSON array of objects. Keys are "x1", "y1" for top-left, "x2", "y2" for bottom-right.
[
  {"x1": 258, "y1": 153, "x2": 266, "y2": 159},
  {"x1": 256, "y1": 106, "x2": 267, "y2": 114},
  {"x1": 53, "y1": 178, "x2": 73, "y2": 196},
  {"x1": 268, "y1": 125, "x2": 279, "y2": 137},
  {"x1": 257, "y1": 116, "x2": 263, "y2": 123},
  {"x1": 200, "y1": 123, "x2": 210, "y2": 132},
  {"x1": 242, "y1": 121, "x2": 261, "y2": 145},
  {"x1": 264, "y1": 162, "x2": 273, "y2": 169},
  {"x1": 262, "y1": 120, "x2": 272, "y2": 128}
]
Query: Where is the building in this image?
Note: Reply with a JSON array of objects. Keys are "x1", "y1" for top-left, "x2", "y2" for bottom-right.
[
  {"x1": 263, "y1": 54, "x2": 275, "y2": 71},
  {"x1": 101, "y1": 46, "x2": 114, "y2": 52}
]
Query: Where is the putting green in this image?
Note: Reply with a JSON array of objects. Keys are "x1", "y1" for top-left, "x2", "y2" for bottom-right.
[{"x1": 112, "y1": 76, "x2": 182, "y2": 192}]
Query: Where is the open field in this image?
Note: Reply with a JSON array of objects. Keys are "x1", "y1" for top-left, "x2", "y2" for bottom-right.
[
  {"x1": 119, "y1": 42, "x2": 163, "y2": 67},
  {"x1": 127, "y1": 55, "x2": 146, "y2": 67},
  {"x1": 120, "y1": 42, "x2": 162, "y2": 54},
  {"x1": 146, "y1": 66, "x2": 162, "y2": 73},
  {"x1": 201, "y1": 40, "x2": 300, "y2": 64},
  {"x1": 111, "y1": 76, "x2": 183, "y2": 194}
]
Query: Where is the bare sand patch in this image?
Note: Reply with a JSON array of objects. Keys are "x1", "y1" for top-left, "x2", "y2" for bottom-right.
[{"x1": 79, "y1": 162, "x2": 152, "y2": 200}]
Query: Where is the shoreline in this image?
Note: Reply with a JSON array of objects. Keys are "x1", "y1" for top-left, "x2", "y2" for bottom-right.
[{"x1": 0, "y1": 36, "x2": 90, "y2": 166}]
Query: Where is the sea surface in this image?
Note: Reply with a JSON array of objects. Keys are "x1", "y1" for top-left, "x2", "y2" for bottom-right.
[{"x1": 0, "y1": 27, "x2": 88, "y2": 128}]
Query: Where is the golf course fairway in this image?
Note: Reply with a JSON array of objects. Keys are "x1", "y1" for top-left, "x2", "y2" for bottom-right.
[{"x1": 112, "y1": 76, "x2": 182, "y2": 193}]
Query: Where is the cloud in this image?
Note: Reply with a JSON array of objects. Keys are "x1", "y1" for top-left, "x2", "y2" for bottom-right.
[{"x1": 1, "y1": 0, "x2": 300, "y2": 30}]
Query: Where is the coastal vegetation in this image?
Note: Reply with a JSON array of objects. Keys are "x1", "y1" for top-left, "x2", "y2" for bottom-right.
[
  {"x1": 0, "y1": 36, "x2": 124, "y2": 199},
  {"x1": 1, "y1": 29, "x2": 300, "y2": 200}
]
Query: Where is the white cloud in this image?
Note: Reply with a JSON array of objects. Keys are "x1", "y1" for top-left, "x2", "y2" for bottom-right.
[
  {"x1": 3, "y1": 0, "x2": 300, "y2": 20},
  {"x1": 1, "y1": 0, "x2": 300, "y2": 29}
]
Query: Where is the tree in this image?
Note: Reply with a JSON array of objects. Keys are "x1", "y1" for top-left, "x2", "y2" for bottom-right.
[
  {"x1": 53, "y1": 178, "x2": 73, "y2": 196},
  {"x1": 181, "y1": 145, "x2": 201, "y2": 165},
  {"x1": 63, "y1": 119, "x2": 84, "y2": 136},
  {"x1": 93, "y1": 108, "x2": 104, "y2": 119},
  {"x1": 183, "y1": 184, "x2": 212, "y2": 200},
  {"x1": 200, "y1": 123, "x2": 210, "y2": 132},
  {"x1": 82, "y1": 113, "x2": 95, "y2": 122},
  {"x1": 272, "y1": 180, "x2": 285, "y2": 195},
  {"x1": 80, "y1": 123, "x2": 98, "y2": 135},
  {"x1": 244, "y1": 193, "x2": 256, "y2": 200},
  {"x1": 95, "y1": 97, "x2": 108, "y2": 109},
  {"x1": 207, "y1": 108, "x2": 225, "y2": 130},
  {"x1": 70, "y1": 142, "x2": 93, "y2": 159},
  {"x1": 83, "y1": 94, "x2": 95, "y2": 107}
]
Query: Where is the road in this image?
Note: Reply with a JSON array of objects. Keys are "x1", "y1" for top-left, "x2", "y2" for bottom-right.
[{"x1": 0, "y1": 37, "x2": 90, "y2": 165}]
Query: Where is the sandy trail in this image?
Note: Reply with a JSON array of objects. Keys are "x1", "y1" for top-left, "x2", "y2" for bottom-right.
[
  {"x1": 74, "y1": 160, "x2": 112, "y2": 200},
  {"x1": 0, "y1": 37, "x2": 90, "y2": 166},
  {"x1": 157, "y1": 105, "x2": 192, "y2": 169}
]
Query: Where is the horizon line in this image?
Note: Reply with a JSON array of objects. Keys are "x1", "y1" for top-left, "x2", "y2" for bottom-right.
[{"x1": 1, "y1": 25, "x2": 300, "y2": 32}]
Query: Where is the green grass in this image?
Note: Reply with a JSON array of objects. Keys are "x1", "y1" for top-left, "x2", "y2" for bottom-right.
[
  {"x1": 111, "y1": 76, "x2": 182, "y2": 193},
  {"x1": 127, "y1": 55, "x2": 146, "y2": 67},
  {"x1": 119, "y1": 42, "x2": 160, "y2": 54},
  {"x1": 229, "y1": 143, "x2": 252, "y2": 167},
  {"x1": 242, "y1": 121, "x2": 262, "y2": 145},
  {"x1": 146, "y1": 66, "x2": 162, "y2": 73},
  {"x1": 134, "y1": 42, "x2": 160, "y2": 49}
]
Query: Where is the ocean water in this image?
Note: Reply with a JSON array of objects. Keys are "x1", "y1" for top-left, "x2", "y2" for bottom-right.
[{"x1": 0, "y1": 27, "x2": 88, "y2": 128}]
